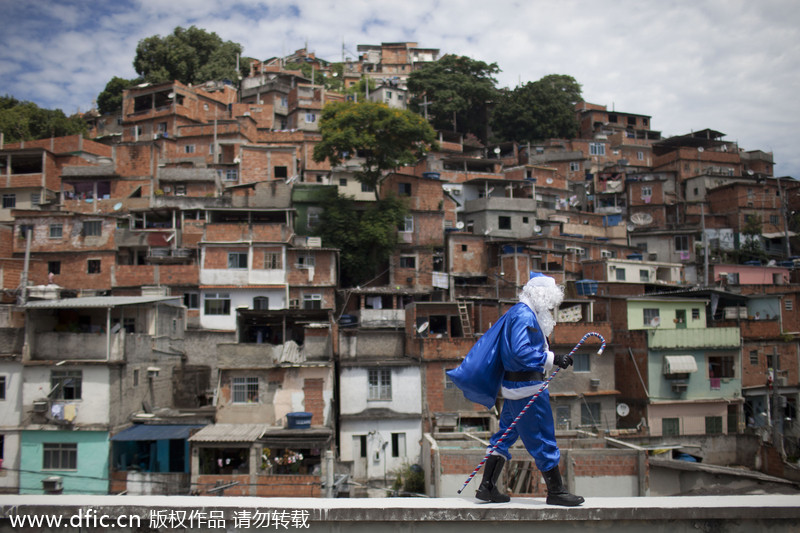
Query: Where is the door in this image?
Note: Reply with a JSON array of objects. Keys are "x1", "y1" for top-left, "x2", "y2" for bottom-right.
[{"x1": 675, "y1": 309, "x2": 687, "y2": 329}]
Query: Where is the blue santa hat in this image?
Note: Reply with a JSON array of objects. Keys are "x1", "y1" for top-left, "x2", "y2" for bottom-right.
[{"x1": 528, "y1": 271, "x2": 557, "y2": 288}]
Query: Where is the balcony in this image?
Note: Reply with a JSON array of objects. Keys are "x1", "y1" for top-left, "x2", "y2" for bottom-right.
[{"x1": 648, "y1": 327, "x2": 740, "y2": 350}]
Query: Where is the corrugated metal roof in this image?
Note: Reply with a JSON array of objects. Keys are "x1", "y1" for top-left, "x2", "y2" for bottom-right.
[
  {"x1": 23, "y1": 296, "x2": 182, "y2": 309},
  {"x1": 189, "y1": 423, "x2": 268, "y2": 442},
  {"x1": 111, "y1": 424, "x2": 204, "y2": 441}
]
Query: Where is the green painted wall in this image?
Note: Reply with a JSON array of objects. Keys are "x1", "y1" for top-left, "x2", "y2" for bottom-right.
[
  {"x1": 627, "y1": 299, "x2": 707, "y2": 330},
  {"x1": 20, "y1": 430, "x2": 109, "y2": 495}
]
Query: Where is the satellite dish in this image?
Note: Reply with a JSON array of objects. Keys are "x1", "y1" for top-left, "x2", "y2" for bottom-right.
[
  {"x1": 546, "y1": 178, "x2": 554, "y2": 184},
  {"x1": 533, "y1": 225, "x2": 542, "y2": 233},
  {"x1": 493, "y1": 147, "x2": 501, "y2": 155},
  {"x1": 650, "y1": 316, "x2": 661, "y2": 327},
  {"x1": 697, "y1": 146, "x2": 704, "y2": 153},
  {"x1": 417, "y1": 321, "x2": 429, "y2": 334},
  {"x1": 456, "y1": 221, "x2": 465, "y2": 230},
  {"x1": 113, "y1": 202, "x2": 123, "y2": 211},
  {"x1": 747, "y1": 170, "x2": 755, "y2": 176},
  {"x1": 616, "y1": 403, "x2": 630, "y2": 417},
  {"x1": 630, "y1": 212, "x2": 653, "y2": 226},
  {"x1": 627, "y1": 223, "x2": 636, "y2": 232}
]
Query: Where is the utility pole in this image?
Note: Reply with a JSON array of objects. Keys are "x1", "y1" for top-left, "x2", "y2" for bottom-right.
[
  {"x1": 701, "y1": 203, "x2": 709, "y2": 286},
  {"x1": 778, "y1": 177, "x2": 791, "y2": 257}
]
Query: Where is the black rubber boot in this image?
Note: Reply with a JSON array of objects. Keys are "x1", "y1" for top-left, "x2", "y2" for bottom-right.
[
  {"x1": 475, "y1": 455, "x2": 511, "y2": 503},
  {"x1": 542, "y1": 466, "x2": 584, "y2": 506}
]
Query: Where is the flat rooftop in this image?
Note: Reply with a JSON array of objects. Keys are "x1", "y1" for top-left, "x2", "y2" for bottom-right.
[{"x1": 2, "y1": 494, "x2": 800, "y2": 532}]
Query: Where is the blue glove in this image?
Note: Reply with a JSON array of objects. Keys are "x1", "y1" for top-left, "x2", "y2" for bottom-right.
[{"x1": 553, "y1": 353, "x2": 573, "y2": 369}]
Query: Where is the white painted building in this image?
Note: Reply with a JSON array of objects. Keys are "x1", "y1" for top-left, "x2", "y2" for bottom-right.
[{"x1": 339, "y1": 365, "x2": 422, "y2": 483}]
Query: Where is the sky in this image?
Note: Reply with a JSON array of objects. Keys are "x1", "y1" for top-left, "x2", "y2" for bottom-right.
[{"x1": 1, "y1": 0, "x2": 799, "y2": 176}]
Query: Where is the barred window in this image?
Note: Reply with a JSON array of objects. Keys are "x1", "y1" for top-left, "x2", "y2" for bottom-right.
[{"x1": 232, "y1": 377, "x2": 259, "y2": 403}]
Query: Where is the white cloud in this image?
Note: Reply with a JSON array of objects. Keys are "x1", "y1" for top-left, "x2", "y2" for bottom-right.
[{"x1": 1, "y1": 0, "x2": 799, "y2": 175}]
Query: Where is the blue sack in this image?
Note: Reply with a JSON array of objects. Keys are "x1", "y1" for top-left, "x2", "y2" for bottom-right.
[{"x1": 446, "y1": 313, "x2": 508, "y2": 409}]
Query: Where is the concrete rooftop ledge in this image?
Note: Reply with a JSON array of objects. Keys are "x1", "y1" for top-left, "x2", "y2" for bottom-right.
[{"x1": 2, "y1": 495, "x2": 800, "y2": 532}]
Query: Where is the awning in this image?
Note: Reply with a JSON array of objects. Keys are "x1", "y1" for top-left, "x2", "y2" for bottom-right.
[
  {"x1": 189, "y1": 423, "x2": 268, "y2": 443},
  {"x1": 664, "y1": 355, "x2": 698, "y2": 374},
  {"x1": 111, "y1": 424, "x2": 204, "y2": 441}
]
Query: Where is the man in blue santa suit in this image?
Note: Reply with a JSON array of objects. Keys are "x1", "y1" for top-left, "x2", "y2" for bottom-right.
[{"x1": 447, "y1": 272, "x2": 584, "y2": 506}]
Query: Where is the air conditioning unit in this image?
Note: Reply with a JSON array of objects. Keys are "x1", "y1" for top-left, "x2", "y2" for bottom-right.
[
  {"x1": 590, "y1": 379, "x2": 600, "y2": 391},
  {"x1": 33, "y1": 400, "x2": 49, "y2": 413},
  {"x1": 306, "y1": 237, "x2": 322, "y2": 248},
  {"x1": 672, "y1": 382, "x2": 688, "y2": 393},
  {"x1": 42, "y1": 476, "x2": 63, "y2": 494}
]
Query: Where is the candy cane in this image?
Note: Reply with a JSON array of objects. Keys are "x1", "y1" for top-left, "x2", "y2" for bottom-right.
[{"x1": 456, "y1": 332, "x2": 606, "y2": 495}]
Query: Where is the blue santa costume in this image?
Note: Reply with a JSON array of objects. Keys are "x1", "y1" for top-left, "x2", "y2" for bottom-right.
[{"x1": 447, "y1": 272, "x2": 584, "y2": 506}]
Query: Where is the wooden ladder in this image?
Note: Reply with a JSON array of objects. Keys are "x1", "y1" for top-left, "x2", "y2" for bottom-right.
[{"x1": 458, "y1": 302, "x2": 473, "y2": 337}]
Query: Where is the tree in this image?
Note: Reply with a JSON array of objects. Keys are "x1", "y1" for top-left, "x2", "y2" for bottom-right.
[
  {"x1": 407, "y1": 55, "x2": 500, "y2": 142},
  {"x1": 313, "y1": 101, "x2": 438, "y2": 199},
  {"x1": 0, "y1": 95, "x2": 87, "y2": 142},
  {"x1": 133, "y1": 26, "x2": 246, "y2": 85},
  {"x1": 313, "y1": 194, "x2": 408, "y2": 288},
  {"x1": 96, "y1": 76, "x2": 140, "y2": 115},
  {"x1": 491, "y1": 74, "x2": 582, "y2": 143}
]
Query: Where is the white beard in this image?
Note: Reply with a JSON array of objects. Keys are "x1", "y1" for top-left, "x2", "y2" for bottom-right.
[{"x1": 519, "y1": 284, "x2": 563, "y2": 337}]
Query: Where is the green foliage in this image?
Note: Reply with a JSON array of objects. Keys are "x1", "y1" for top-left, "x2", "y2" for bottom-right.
[
  {"x1": 313, "y1": 194, "x2": 408, "y2": 287},
  {"x1": 97, "y1": 76, "x2": 141, "y2": 115},
  {"x1": 133, "y1": 26, "x2": 244, "y2": 85},
  {"x1": 492, "y1": 74, "x2": 582, "y2": 142},
  {"x1": 389, "y1": 463, "x2": 426, "y2": 497},
  {"x1": 407, "y1": 54, "x2": 500, "y2": 142},
  {"x1": 0, "y1": 95, "x2": 87, "y2": 142},
  {"x1": 738, "y1": 214, "x2": 767, "y2": 263},
  {"x1": 313, "y1": 101, "x2": 438, "y2": 197}
]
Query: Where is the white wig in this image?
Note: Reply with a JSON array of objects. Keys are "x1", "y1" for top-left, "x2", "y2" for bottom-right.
[{"x1": 519, "y1": 275, "x2": 564, "y2": 337}]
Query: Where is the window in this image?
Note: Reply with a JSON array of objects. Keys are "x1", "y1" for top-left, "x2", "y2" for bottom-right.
[
  {"x1": 184, "y1": 144, "x2": 195, "y2": 154},
  {"x1": 391, "y1": 432, "x2": 406, "y2": 458},
  {"x1": 83, "y1": 220, "x2": 102, "y2": 236},
  {"x1": 643, "y1": 308, "x2": 660, "y2": 325},
  {"x1": 708, "y1": 356, "x2": 735, "y2": 378},
  {"x1": 674, "y1": 235, "x2": 689, "y2": 252},
  {"x1": 303, "y1": 294, "x2": 322, "y2": 310},
  {"x1": 639, "y1": 269, "x2": 649, "y2": 282},
  {"x1": 87, "y1": 259, "x2": 101, "y2": 274},
  {"x1": 228, "y1": 252, "x2": 248, "y2": 269},
  {"x1": 705, "y1": 416, "x2": 723, "y2": 435},
  {"x1": 461, "y1": 245, "x2": 468, "y2": 252},
  {"x1": 175, "y1": 185, "x2": 186, "y2": 196},
  {"x1": 296, "y1": 254, "x2": 315, "y2": 268},
  {"x1": 399, "y1": 255, "x2": 416, "y2": 269},
  {"x1": 785, "y1": 298, "x2": 793, "y2": 311},
  {"x1": 589, "y1": 143, "x2": 606, "y2": 156},
  {"x1": 641, "y1": 186, "x2": 652, "y2": 198},
  {"x1": 580, "y1": 402, "x2": 601, "y2": 426},
  {"x1": 133, "y1": 369, "x2": 139, "y2": 387},
  {"x1": 662, "y1": 417, "x2": 680, "y2": 437},
  {"x1": 43, "y1": 443, "x2": 77, "y2": 470},
  {"x1": 184, "y1": 292, "x2": 199, "y2": 309},
  {"x1": 2, "y1": 194, "x2": 15, "y2": 208},
  {"x1": 361, "y1": 183, "x2": 374, "y2": 193},
  {"x1": 305, "y1": 113, "x2": 316, "y2": 123},
  {"x1": 368, "y1": 369, "x2": 391, "y2": 400},
  {"x1": 221, "y1": 169, "x2": 238, "y2": 182},
  {"x1": 637, "y1": 151, "x2": 644, "y2": 161},
  {"x1": 31, "y1": 193, "x2": 41, "y2": 205},
  {"x1": 572, "y1": 353, "x2": 590, "y2": 372},
  {"x1": 307, "y1": 210, "x2": 320, "y2": 228},
  {"x1": 274, "y1": 166, "x2": 288, "y2": 179},
  {"x1": 615, "y1": 268, "x2": 626, "y2": 281},
  {"x1": 49, "y1": 223, "x2": 63, "y2": 239},
  {"x1": 692, "y1": 308, "x2": 700, "y2": 320},
  {"x1": 398, "y1": 183, "x2": 412, "y2": 196},
  {"x1": 339, "y1": 178, "x2": 347, "y2": 186},
  {"x1": 570, "y1": 161, "x2": 580, "y2": 172},
  {"x1": 770, "y1": 215, "x2": 780, "y2": 226},
  {"x1": 253, "y1": 296, "x2": 269, "y2": 310},
  {"x1": 232, "y1": 377, "x2": 259, "y2": 403},
  {"x1": 401, "y1": 215, "x2": 413, "y2": 233},
  {"x1": 204, "y1": 293, "x2": 231, "y2": 315},
  {"x1": 748, "y1": 350, "x2": 759, "y2": 365},
  {"x1": 48, "y1": 261, "x2": 61, "y2": 275},
  {"x1": 0, "y1": 375, "x2": 5, "y2": 400},
  {"x1": 50, "y1": 370, "x2": 82, "y2": 400},
  {"x1": 498, "y1": 216, "x2": 511, "y2": 230},
  {"x1": 264, "y1": 252, "x2": 282, "y2": 269}
]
